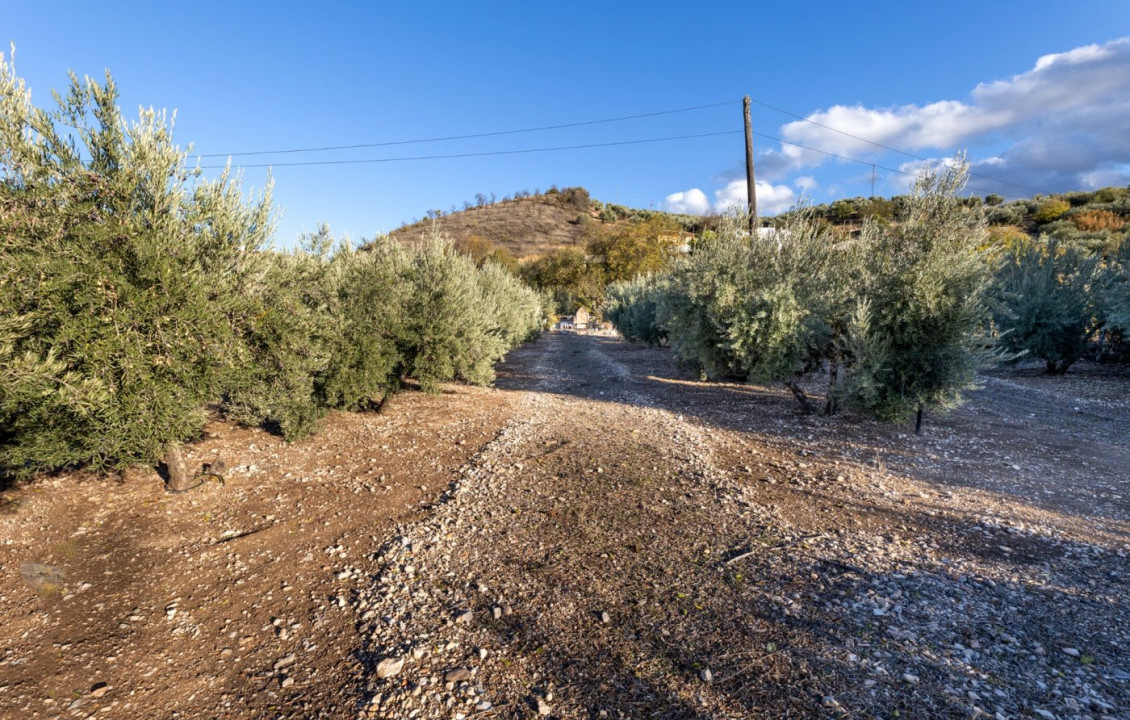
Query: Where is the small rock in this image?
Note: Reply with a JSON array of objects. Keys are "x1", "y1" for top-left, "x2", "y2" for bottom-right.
[
  {"x1": 600, "y1": 611, "x2": 611, "y2": 624},
  {"x1": 902, "y1": 673, "x2": 919, "y2": 684},
  {"x1": 700, "y1": 668, "x2": 713, "y2": 683},
  {"x1": 89, "y1": 683, "x2": 111, "y2": 699},
  {"x1": 375, "y1": 657, "x2": 403, "y2": 678},
  {"x1": 537, "y1": 697, "x2": 552, "y2": 716},
  {"x1": 1062, "y1": 648, "x2": 1080, "y2": 657},
  {"x1": 273, "y1": 653, "x2": 296, "y2": 670},
  {"x1": 492, "y1": 606, "x2": 502, "y2": 620},
  {"x1": 456, "y1": 610, "x2": 473, "y2": 624},
  {"x1": 280, "y1": 676, "x2": 294, "y2": 688},
  {"x1": 445, "y1": 667, "x2": 472, "y2": 683}
]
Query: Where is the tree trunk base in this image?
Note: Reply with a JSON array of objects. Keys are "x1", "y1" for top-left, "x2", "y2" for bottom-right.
[
  {"x1": 164, "y1": 441, "x2": 191, "y2": 492},
  {"x1": 785, "y1": 380, "x2": 815, "y2": 415}
]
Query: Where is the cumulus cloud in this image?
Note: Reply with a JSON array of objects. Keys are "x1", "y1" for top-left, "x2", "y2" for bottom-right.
[
  {"x1": 663, "y1": 188, "x2": 711, "y2": 214},
  {"x1": 663, "y1": 180, "x2": 796, "y2": 216},
  {"x1": 769, "y1": 37, "x2": 1130, "y2": 194},
  {"x1": 714, "y1": 180, "x2": 796, "y2": 215},
  {"x1": 794, "y1": 176, "x2": 818, "y2": 192}
]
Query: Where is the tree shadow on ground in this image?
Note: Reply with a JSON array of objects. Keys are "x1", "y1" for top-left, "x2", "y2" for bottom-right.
[
  {"x1": 495, "y1": 332, "x2": 1130, "y2": 531},
  {"x1": 465, "y1": 498, "x2": 1127, "y2": 718},
  {"x1": 467, "y1": 333, "x2": 1130, "y2": 716}
]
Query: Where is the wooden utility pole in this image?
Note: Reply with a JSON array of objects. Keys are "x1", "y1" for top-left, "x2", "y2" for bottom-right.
[{"x1": 743, "y1": 96, "x2": 757, "y2": 237}]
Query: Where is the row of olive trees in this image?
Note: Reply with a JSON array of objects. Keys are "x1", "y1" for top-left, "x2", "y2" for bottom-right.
[
  {"x1": 0, "y1": 57, "x2": 542, "y2": 479},
  {"x1": 605, "y1": 162, "x2": 997, "y2": 429}
]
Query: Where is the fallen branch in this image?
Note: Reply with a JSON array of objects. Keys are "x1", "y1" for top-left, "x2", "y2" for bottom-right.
[
  {"x1": 724, "y1": 533, "x2": 827, "y2": 565},
  {"x1": 213, "y1": 524, "x2": 273, "y2": 545},
  {"x1": 797, "y1": 551, "x2": 866, "y2": 576}
]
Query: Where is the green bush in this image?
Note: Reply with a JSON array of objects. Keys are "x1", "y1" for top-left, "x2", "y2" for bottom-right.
[
  {"x1": 216, "y1": 232, "x2": 404, "y2": 444},
  {"x1": 605, "y1": 274, "x2": 670, "y2": 346},
  {"x1": 398, "y1": 235, "x2": 541, "y2": 390},
  {"x1": 840, "y1": 164, "x2": 996, "y2": 421},
  {"x1": 992, "y1": 238, "x2": 1102, "y2": 374},
  {"x1": 1034, "y1": 199, "x2": 1071, "y2": 224},
  {"x1": 1104, "y1": 239, "x2": 1130, "y2": 341},
  {"x1": 319, "y1": 240, "x2": 408, "y2": 412},
  {"x1": 0, "y1": 59, "x2": 274, "y2": 474}
]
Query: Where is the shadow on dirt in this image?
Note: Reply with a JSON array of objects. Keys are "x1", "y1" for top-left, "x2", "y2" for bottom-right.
[{"x1": 496, "y1": 332, "x2": 1130, "y2": 530}]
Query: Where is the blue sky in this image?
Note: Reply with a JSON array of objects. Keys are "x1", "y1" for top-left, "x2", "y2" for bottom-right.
[{"x1": 4, "y1": 1, "x2": 1129, "y2": 246}]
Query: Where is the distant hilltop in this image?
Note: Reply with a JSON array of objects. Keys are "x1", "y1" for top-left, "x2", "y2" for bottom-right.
[{"x1": 387, "y1": 186, "x2": 705, "y2": 261}]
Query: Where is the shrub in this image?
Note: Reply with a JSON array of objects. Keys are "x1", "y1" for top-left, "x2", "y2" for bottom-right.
[
  {"x1": 654, "y1": 221, "x2": 753, "y2": 380},
  {"x1": 223, "y1": 236, "x2": 335, "y2": 440},
  {"x1": 1034, "y1": 199, "x2": 1071, "y2": 223},
  {"x1": 1072, "y1": 209, "x2": 1125, "y2": 233},
  {"x1": 1091, "y1": 187, "x2": 1128, "y2": 204},
  {"x1": 559, "y1": 186, "x2": 590, "y2": 212},
  {"x1": 0, "y1": 56, "x2": 543, "y2": 479},
  {"x1": 987, "y1": 203, "x2": 1027, "y2": 226},
  {"x1": 992, "y1": 239, "x2": 1101, "y2": 374},
  {"x1": 1105, "y1": 239, "x2": 1130, "y2": 333},
  {"x1": 225, "y1": 229, "x2": 411, "y2": 440},
  {"x1": 603, "y1": 162, "x2": 996, "y2": 427},
  {"x1": 985, "y1": 225, "x2": 1031, "y2": 253},
  {"x1": 605, "y1": 274, "x2": 670, "y2": 346}
]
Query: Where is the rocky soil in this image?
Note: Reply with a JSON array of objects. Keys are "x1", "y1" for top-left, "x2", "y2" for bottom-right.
[
  {"x1": 356, "y1": 333, "x2": 1128, "y2": 720},
  {"x1": 2, "y1": 331, "x2": 1127, "y2": 719}
]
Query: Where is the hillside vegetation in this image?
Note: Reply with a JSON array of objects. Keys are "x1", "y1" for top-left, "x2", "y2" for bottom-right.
[{"x1": 390, "y1": 186, "x2": 706, "y2": 260}]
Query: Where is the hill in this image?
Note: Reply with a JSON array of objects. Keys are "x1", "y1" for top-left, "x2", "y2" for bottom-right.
[{"x1": 388, "y1": 187, "x2": 704, "y2": 261}]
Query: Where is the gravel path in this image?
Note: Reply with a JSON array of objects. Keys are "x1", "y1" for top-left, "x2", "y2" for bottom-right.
[{"x1": 354, "y1": 332, "x2": 1128, "y2": 720}]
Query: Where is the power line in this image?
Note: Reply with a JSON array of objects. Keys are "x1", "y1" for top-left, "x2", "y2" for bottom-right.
[
  {"x1": 185, "y1": 94, "x2": 1042, "y2": 201},
  {"x1": 750, "y1": 97, "x2": 1045, "y2": 195},
  {"x1": 194, "y1": 130, "x2": 743, "y2": 170},
  {"x1": 193, "y1": 100, "x2": 738, "y2": 159}
]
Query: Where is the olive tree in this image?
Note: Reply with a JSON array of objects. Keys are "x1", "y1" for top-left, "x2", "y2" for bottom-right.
[
  {"x1": 839, "y1": 162, "x2": 996, "y2": 430},
  {"x1": 0, "y1": 53, "x2": 273, "y2": 478}
]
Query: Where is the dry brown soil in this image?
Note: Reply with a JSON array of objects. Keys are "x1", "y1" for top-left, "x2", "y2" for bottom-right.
[
  {"x1": 0, "y1": 387, "x2": 513, "y2": 719},
  {"x1": 1, "y1": 331, "x2": 1127, "y2": 719}
]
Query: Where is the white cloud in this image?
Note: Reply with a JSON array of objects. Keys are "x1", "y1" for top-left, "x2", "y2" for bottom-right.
[
  {"x1": 794, "y1": 176, "x2": 817, "y2": 192},
  {"x1": 663, "y1": 187, "x2": 711, "y2": 214},
  {"x1": 766, "y1": 36, "x2": 1130, "y2": 194},
  {"x1": 714, "y1": 179, "x2": 796, "y2": 215}
]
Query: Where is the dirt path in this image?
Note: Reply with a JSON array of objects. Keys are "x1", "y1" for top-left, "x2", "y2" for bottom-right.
[
  {"x1": 2, "y1": 331, "x2": 1128, "y2": 719},
  {"x1": 358, "y1": 332, "x2": 1128, "y2": 719}
]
